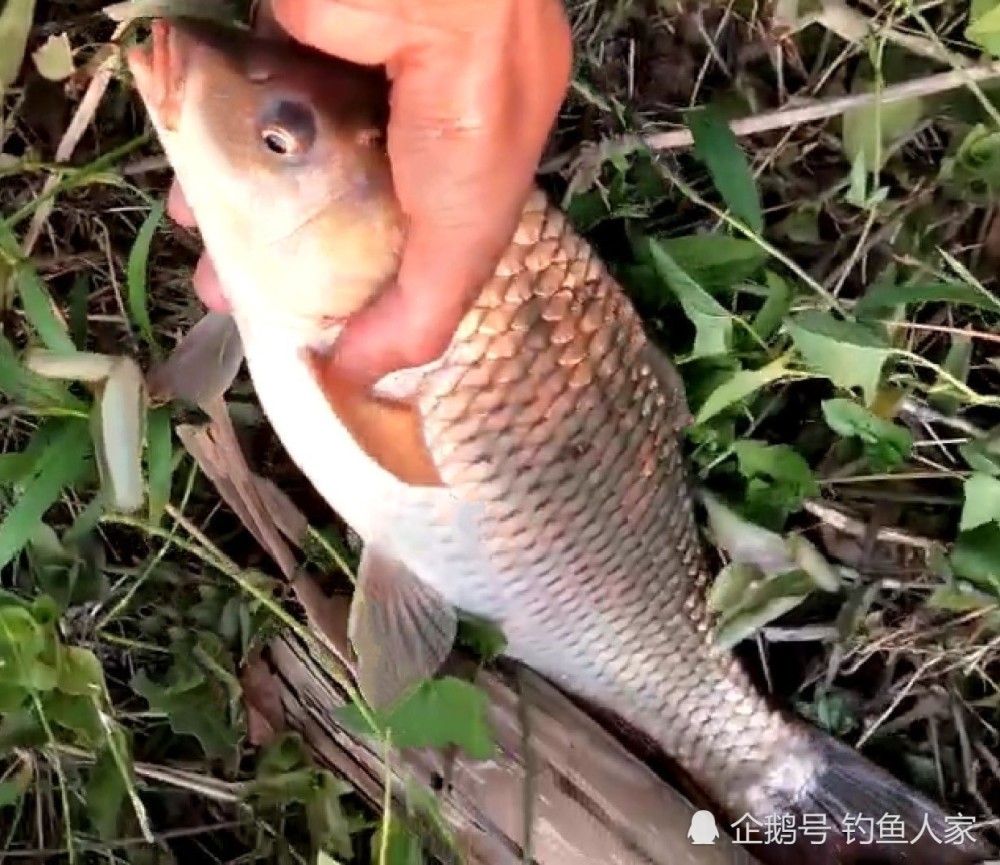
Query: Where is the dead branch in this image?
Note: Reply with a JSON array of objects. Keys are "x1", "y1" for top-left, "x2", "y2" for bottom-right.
[{"x1": 250, "y1": 623, "x2": 762, "y2": 865}]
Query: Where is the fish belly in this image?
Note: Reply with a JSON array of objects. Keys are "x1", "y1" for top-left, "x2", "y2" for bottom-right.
[
  {"x1": 233, "y1": 271, "x2": 789, "y2": 826},
  {"x1": 233, "y1": 312, "x2": 557, "y2": 636}
]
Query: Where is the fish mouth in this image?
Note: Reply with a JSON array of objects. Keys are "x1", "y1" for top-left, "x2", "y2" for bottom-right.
[
  {"x1": 126, "y1": 19, "x2": 192, "y2": 132},
  {"x1": 128, "y1": 17, "x2": 252, "y2": 131}
]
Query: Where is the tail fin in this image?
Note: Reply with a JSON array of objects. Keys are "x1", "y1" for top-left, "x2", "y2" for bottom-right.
[{"x1": 735, "y1": 725, "x2": 994, "y2": 865}]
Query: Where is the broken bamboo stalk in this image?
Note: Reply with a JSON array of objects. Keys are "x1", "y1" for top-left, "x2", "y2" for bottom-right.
[{"x1": 245, "y1": 618, "x2": 762, "y2": 865}]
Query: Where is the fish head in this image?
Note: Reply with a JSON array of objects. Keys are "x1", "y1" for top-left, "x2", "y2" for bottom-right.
[{"x1": 128, "y1": 18, "x2": 404, "y2": 328}]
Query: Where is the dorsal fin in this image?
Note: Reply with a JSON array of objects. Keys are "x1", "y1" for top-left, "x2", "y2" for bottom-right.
[{"x1": 302, "y1": 346, "x2": 444, "y2": 488}]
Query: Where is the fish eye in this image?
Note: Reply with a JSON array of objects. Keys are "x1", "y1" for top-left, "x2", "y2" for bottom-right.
[{"x1": 257, "y1": 98, "x2": 317, "y2": 158}]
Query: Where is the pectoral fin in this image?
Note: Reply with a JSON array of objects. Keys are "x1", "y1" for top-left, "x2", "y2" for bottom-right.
[
  {"x1": 348, "y1": 544, "x2": 457, "y2": 712},
  {"x1": 302, "y1": 346, "x2": 443, "y2": 488}
]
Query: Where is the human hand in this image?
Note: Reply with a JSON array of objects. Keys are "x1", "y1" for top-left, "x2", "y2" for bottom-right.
[{"x1": 168, "y1": 0, "x2": 573, "y2": 388}]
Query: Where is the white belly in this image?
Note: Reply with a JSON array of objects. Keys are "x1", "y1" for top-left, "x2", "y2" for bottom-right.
[{"x1": 233, "y1": 311, "x2": 511, "y2": 622}]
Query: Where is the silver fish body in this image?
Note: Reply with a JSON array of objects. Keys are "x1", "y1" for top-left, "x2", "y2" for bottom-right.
[{"x1": 129, "y1": 19, "x2": 992, "y2": 865}]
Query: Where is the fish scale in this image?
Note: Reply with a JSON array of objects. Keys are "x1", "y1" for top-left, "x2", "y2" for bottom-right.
[{"x1": 412, "y1": 188, "x2": 788, "y2": 816}]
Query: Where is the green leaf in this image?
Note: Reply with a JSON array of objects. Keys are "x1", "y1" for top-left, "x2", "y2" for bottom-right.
[
  {"x1": 931, "y1": 334, "x2": 973, "y2": 416},
  {"x1": 841, "y1": 80, "x2": 924, "y2": 171},
  {"x1": 56, "y1": 646, "x2": 106, "y2": 698},
  {"x1": 926, "y1": 584, "x2": 998, "y2": 613},
  {"x1": 647, "y1": 239, "x2": 732, "y2": 359},
  {"x1": 713, "y1": 567, "x2": 817, "y2": 650},
  {"x1": 752, "y1": 271, "x2": 795, "y2": 342},
  {"x1": 800, "y1": 690, "x2": 857, "y2": 737},
  {"x1": 127, "y1": 200, "x2": 165, "y2": 349},
  {"x1": 960, "y1": 438, "x2": 1000, "y2": 477},
  {"x1": 0, "y1": 682, "x2": 28, "y2": 712},
  {"x1": 700, "y1": 490, "x2": 839, "y2": 591},
  {"x1": 960, "y1": 473, "x2": 1000, "y2": 532},
  {"x1": 86, "y1": 730, "x2": 134, "y2": 840},
  {"x1": 146, "y1": 404, "x2": 174, "y2": 525},
  {"x1": 339, "y1": 677, "x2": 494, "y2": 761},
  {"x1": 733, "y1": 441, "x2": 817, "y2": 493},
  {"x1": 950, "y1": 523, "x2": 1000, "y2": 593},
  {"x1": 255, "y1": 731, "x2": 312, "y2": 779},
  {"x1": 0, "y1": 604, "x2": 48, "y2": 689},
  {"x1": 0, "y1": 334, "x2": 80, "y2": 411},
  {"x1": 0, "y1": 420, "x2": 92, "y2": 572},
  {"x1": 306, "y1": 772, "x2": 355, "y2": 859},
  {"x1": 0, "y1": 709, "x2": 46, "y2": 751},
  {"x1": 732, "y1": 440, "x2": 819, "y2": 522},
  {"x1": 686, "y1": 106, "x2": 764, "y2": 234},
  {"x1": 787, "y1": 310, "x2": 891, "y2": 404},
  {"x1": 708, "y1": 562, "x2": 761, "y2": 616},
  {"x1": 944, "y1": 123, "x2": 1000, "y2": 199},
  {"x1": 693, "y1": 356, "x2": 790, "y2": 425},
  {"x1": 967, "y1": 0, "x2": 1000, "y2": 57},
  {"x1": 656, "y1": 235, "x2": 768, "y2": 293},
  {"x1": 131, "y1": 664, "x2": 241, "y2": 759},
  {"x1": 371, "y1": 819, "x2": 425, "y2": 865},
  {"x1": 456, "y1": 616, "x2": 507, "y2": 664},
  {"x1": 855, "y1": 280, "x2": 1000, "y2": 318},
  {"x1": 0, "y1": 777, "x2": 28, "y2": 809},
  {"x1": 42, "y1": 691, "x2": 103, "y2": 741},
  {"x1": 0, "y1": 0, "x2": 36, "y2": 92},
  {"x1": 10, "y1": 265, "x2": 77, "y2": 355},
  {"x1": 773, "y1": 206, "x2": 821, "y2": 244},
  {"x1": 821, "y1": 398, "x2": 913, "y2": 469}
]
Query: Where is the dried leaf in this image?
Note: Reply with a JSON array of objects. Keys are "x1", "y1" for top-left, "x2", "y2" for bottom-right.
[
  {"x1": 253, "y1": 476, "x2": 309, "y2": 548},
  {"x1": 176, "y1": 399, "x2": 300, "y2": 579},
  {"x1": 147, "y1": 312, "x2": 244, "y2": 407},
  {"x1": 25, "y1": 349, "x2": 117, "y2": 382},
  {"x1": 288, "y1": 574, "x2": 354, "y2": 672},
  {"x1": 94, "y1": 357, "x2": 147, "y2": 513},
  {"x1": 239, "y1": 651, "x2": 286, "y2": 747}
]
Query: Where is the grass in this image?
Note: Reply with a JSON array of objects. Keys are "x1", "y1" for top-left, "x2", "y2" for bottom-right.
[{"x1": 4, "y1": 0, "x2": 1000, "y2": 861}]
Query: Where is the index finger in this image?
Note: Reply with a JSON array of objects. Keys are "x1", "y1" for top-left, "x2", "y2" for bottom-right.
[
  {"x1": 269, "y1": 0, "x2": 409, "y2": 66},
  {"x1": 322, "y1": 218, "x2": 509, "y2": 387}
]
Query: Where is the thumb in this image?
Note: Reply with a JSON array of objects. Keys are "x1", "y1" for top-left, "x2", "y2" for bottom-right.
[
  {"x1": 329, "y1": 278, "x2": 470, "y2": 390},
  {"x1": 326, "y1": 223, "x2": 497, "y2": 388}
]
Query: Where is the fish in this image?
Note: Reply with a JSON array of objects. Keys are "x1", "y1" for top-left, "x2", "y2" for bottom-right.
[{"x1": 127, "y1": 18, "x2": 993, "y2": 865}]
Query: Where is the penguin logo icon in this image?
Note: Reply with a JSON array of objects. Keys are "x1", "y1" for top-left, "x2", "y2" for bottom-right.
[{"x1": 688, "y1": 810, "x2": 720, "y2": 845}]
